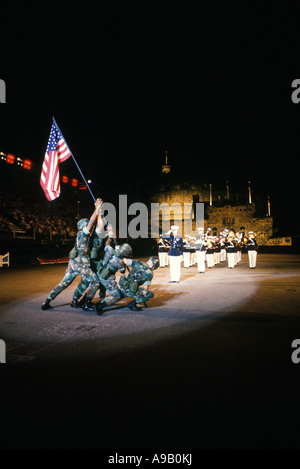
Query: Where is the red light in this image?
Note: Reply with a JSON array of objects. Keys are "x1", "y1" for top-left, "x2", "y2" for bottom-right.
[
  {"x1": 62, "y1": 176, "x2": 68, "y2": 183},
  {"x1": 23, "y1": 159, "x2": 32, "y2": 170},
  {"x1": 71, "y1": 178, "x2": 78, "y2": 187},
  {"x1": 6, "y1": 154, "x2": 15, "y2": 164}
]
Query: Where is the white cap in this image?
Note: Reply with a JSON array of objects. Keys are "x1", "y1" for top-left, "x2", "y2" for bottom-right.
[
  {"x1": 171, "y1": 225, "x2": 179, "y2": 231},
  {"x1": 197, "y1": 227, "x2": 204, "y2": 231}
]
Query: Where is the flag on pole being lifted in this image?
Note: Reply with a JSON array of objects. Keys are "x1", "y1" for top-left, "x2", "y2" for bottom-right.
[{"x1": 40, "y1": 120, "x2": 71, "y2": 201}]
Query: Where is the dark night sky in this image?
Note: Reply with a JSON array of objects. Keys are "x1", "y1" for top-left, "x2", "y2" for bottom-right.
[{"x1": 1, "y1": 3, "x2": 300, "y2": 232}]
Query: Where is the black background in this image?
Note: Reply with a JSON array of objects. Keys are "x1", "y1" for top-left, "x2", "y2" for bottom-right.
[{"x1": 1, "y1": 3, "x2": 300, "y2": 233}]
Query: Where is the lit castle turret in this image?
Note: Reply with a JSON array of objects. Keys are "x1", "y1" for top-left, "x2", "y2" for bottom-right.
[{"x1": 161, "y1": 151, "x2": 171, "y2": 174}]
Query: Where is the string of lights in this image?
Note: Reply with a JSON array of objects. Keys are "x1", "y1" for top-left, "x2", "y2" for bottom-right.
[
  {"x1": 61, "y1": 176, "x2": 87, "y2": 190},
  {"x1": 0, "y1": 152, "x2": 86, "y2": 190},
  {"x1": 0, "y1": 152, "x2": 32, "y2": 170}
]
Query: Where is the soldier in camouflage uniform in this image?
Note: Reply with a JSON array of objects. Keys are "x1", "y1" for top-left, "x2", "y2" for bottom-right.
[
  {"x1": 83, "y1": 242, "x2": 132, "y2": 312},
  {"x1": 95, "y1": 256, "x2": 159, "y2": 314},
  {"x1": 71, "y1": 216, "x2": 115, "y2": 308},
  {"x1": 41, "y1": 199, "x2": 102, "y2": 311}
]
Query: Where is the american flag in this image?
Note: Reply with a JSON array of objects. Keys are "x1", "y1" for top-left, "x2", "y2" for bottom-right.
[{"x1": 40, "y1": 121, "x2": 71, "y2": 201}]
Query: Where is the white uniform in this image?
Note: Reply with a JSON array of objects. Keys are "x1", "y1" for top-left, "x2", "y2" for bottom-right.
[
  {"x1": 247, "y1": 236, "x2": 258, "y2": 268},
  {"x1": 183, "y1": 240, "x2": 191, "y2": 268},
  {"x1": 195, "y1": 229, "x2": 207, "y2": 273},
  {"x1": 158, "y1": 239, "x2": 169, "y2": 267},
  {"x1": 226, "y1": 239, "x2": 236, "y2": 269},
  {"x1": 220, "y1": 240, "x2": 226, "y2": 262},
  {"x1": 206, "y1": 240, "x2": 215, "y2": 268}
]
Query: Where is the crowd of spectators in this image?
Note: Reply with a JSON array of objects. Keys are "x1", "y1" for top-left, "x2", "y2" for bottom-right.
[{"x1": 0, "y1": 193, "x2": 78, "y2": 240}]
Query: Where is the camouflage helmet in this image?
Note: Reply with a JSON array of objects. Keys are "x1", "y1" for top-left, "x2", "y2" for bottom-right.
[
  {"x1": 77, "y1": 218, "x2": 89, "y2": 231},
  {"x1": 147, "y1": 256, "x2": 159, "y2": 270},
  {"x1": 117, "y1": 243, "x2": 132, "y2": 258}
]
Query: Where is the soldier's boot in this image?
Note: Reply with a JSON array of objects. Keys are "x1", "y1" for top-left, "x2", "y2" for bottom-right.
[
  {"x1": 80, "y1": 295, "x2": 87, "y2": 306},
  {"x1": 143, "y1": 302, "x2": 148, "y2": 308},
  {"x1": 82, "y1": 299, "x2": 95, "y2": 312},
  {"x1": 128, "y1": 300, "x2": 142, "y2": 312},
  {"x1": 99, "y1": 285, "x2": 106, "y2": 300},
  {"x1": 41, "y1": 299, "x2": 52, "y2": 310},
  {"x1": 70, "y1": 297, "x2": 85, "y2": 308},
  {"x1": 95, "y1": 301, "x2": 106, "y2": 316}
]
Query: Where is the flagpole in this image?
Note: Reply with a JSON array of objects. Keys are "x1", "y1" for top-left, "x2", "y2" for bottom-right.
[
  {"x1": 248, "y1": 181, "x2": 252, "y2": 204},
  {"x1": 52, "y1": 116, "x2": 96, "y2": 203},
  {"x1": 52, "y1": 117, "x2": 117, "y2": 245}
]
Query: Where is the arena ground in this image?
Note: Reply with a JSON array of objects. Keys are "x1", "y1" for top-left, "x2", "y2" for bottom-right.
[{"x1": 0, "y1": 253, "x2": 299, "y2": 449}]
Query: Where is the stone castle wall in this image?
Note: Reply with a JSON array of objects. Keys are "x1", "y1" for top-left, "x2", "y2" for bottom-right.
[
  {"x1": 206, "y1": 204, "x2": 273, "y2": 244},
  {"x1": 149, "y1": 183, "x2": 273, "y2": 244}
]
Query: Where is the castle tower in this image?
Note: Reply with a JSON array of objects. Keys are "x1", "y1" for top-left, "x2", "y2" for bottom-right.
[{"x1": 162, "y1": 151, "x2": 171, "y2": 174}]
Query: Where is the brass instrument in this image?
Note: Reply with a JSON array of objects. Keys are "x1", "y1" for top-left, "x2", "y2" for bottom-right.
[{"x1": 185, "y1": 234, "x2": 196, "y2": 241}]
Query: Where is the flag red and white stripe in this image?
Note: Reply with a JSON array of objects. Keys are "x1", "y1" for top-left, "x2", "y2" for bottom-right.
[{"x1": 40, "y1": 121, "x2": 71, "y2": 201}]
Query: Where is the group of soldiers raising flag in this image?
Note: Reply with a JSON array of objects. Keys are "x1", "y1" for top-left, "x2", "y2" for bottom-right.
[
  {"x1": 41, "y1": 199, "x2": 160, "y2": 314},
  {"x1": 158, "y1": 225, "x2": 258, "y2": 284}
]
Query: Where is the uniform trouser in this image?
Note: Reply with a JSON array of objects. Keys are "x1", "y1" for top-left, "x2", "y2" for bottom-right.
[
  {"x1": 206, "y1": 253, "x2": 214, "y2": 268},
  {"x1": 196, "y1": 250, "x2": 206, "y2": 272},
  {"x1": 97, "y1": 275, "x2": 122, "y2": 305},
  {"x1": 183, "y1": 252, "x2": 191, "y2": 268},
  {"x1": 118, "y1": 285, "x2": 154, "y2": 304},
  {"x1": 248, "y1": 250, "x2": 257, "y2": 268},
  {"x1": 227, "y1": 252, "x2": 235, "y2": 268},
  {"x1": 221, "y1": 249, "x2": 226, "y2": 262},
  {"x1": 73, "y1": 259, "x2": 106, "y2": 301},
  {"x1": 191, "y1": 252, "x2": 196, "y2": 265},
  {"x1": 215, "y1": 252, "x2": 221, "y2": 264},
  {"x1": 47, "y1": 257, "x2": 99, "y2": 301},
  {"x1": 169, "y1": 255, "x2": 181, "y2": 282},
  {"x1": 74, "y1": 275, "x2": 106, "y2": 300},
  {"x1": 159, "y1": 252, "x2": 166, "y2": 267}
]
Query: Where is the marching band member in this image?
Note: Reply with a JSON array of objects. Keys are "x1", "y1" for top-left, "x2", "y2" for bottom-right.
[
  {"x1": 225, "y1": 233, "x2": 236, "y2": 269},
  {"x1": 246, "y1": 231, "x2": 258, "y2": 268},
  {"x1": 194, "y1": 227, "x2": 207, "y2": 274},
  {"x1": 190, "y1": 242, "x2": 197, "y2": 266},
  {"x1": 157, "y1": 237, "x2": 170, "y2": 268},
  {"x1": 206, "y1": 237, "x2": 215, "y2": 268},
  {"x1": 234, "y1": 238, "x2": 239, "y2": 266},
  {"x1": 162, "y1": 225, "x2": 183, "y2": 283},
  {"x1": 214, "y1": 237, "x2": 221, "y2": 265},
  {"x1": 183, "y1": 237, "x2": 192, "y2": 268},
  {"x1": 220, "y1": 229, "x2": 228, "y2": 263},
  {"x1": 236, "y1": 231, "x2": 244, "y2": 264}
]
